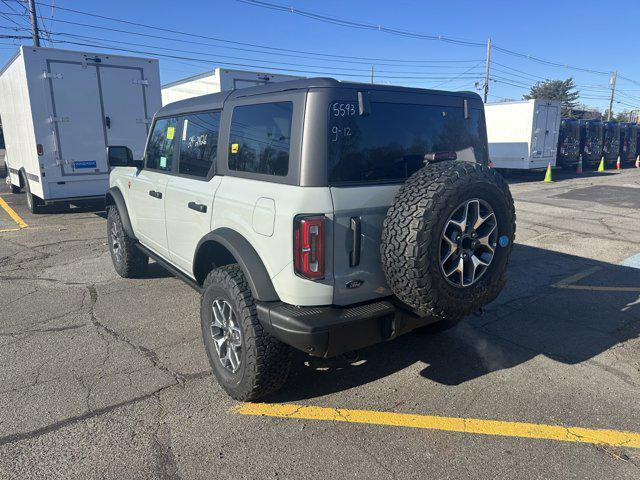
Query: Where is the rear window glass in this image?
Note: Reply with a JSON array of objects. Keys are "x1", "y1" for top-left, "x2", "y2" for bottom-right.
[
  {"x1": 228, "y1": 102, "x2": 292, "y2": 177},
  {"x1": 327, "y1": 101, "x2": 487, "y2": 184}
]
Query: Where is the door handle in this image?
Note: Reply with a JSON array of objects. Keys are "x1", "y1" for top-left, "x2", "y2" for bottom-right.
[
  {"x1": 105, "y1": 116, "x2": 111, "y2": 129},
  {"x1": 148, "y1": 190, "x2": 162, "y2": 199},
  {"x1": 188, "y1": 201, "x2": 207, "y2": 213},
  {"x1": 349, "y1": 216, "x2": 361, "y2": 267}
]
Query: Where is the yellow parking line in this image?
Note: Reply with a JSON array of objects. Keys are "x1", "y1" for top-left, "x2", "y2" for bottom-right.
[
  {"x1": 236, "y1": 403, "x2": 640, "y2": 449},
  {"x1": 553, "y1": 266, "x2": 601, "y2": 288},
  {"x1": 0, "y1": 196, "x2": 28, "y2": 229},
  {"x1": 552, "y1": 266, "x2": 640, "y2": 292}
]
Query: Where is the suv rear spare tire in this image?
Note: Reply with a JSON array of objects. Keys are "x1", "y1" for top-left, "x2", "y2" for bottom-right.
[{"x1": 381, "y1": 161, "x2": 515, "y2": 320}]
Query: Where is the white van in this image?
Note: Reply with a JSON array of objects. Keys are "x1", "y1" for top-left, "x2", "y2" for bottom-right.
[
  {"x1": 485, "y1": 99, "x2": 561, "y2": 170},
  {"x1": 161, "y1": 68, "x2": 303, "y2": 105},
  {"x1": 0, "y1": 46, "x2": 161, "y2": 212}
]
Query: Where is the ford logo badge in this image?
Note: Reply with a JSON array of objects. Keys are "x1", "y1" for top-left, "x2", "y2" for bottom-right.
[{"x1": 346, "y1": 280, "x2": 364, "y2": 289}]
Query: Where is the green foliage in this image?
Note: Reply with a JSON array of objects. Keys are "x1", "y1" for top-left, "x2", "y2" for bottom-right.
[{"x1": 523, "y1": 78, "x2": 580, "y2": 118}]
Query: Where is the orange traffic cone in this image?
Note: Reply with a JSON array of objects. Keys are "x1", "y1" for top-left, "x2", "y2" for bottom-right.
[
  {"x1": 616, "y1": 155, "x2": 621, "y2": 172},
  {"x1": 576, "y1": 154, "x2": 583, "y2": 174}
]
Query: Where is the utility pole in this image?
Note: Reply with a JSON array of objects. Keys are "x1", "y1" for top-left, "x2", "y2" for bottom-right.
[
  {"x1": 370, "y1": 65, "x2": 374, "y2": 84},
  {"x1": 27, "y1": 0, "x2": 41, "y2": 47},
  {"x1": 483, "y1": 37, "x2": 491, "y2": 103},
  {"x1": 607, "y1": 70, "x2": 617, "y2": 121}
]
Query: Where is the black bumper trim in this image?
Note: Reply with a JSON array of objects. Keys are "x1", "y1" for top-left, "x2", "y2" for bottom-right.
[{"x1": 256, "y1": 299, "x2": 437, "y2": 358}]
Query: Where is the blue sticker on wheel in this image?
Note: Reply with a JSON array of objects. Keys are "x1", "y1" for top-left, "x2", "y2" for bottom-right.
[
  {"x1": 499, "y1": 235, "x2": 509, "y2": 247},
  {"x1": 74, "y1": 161, "x2": 97, "y2": 169}
]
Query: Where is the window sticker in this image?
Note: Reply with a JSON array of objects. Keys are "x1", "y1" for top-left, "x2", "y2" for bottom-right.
[
  {"x1": 160, "y1": 156, "x2": 167, "y2": 169},
  {"x1": 182, "y1": 120, "x2": 189, "y2": 141},
  {"x1": 231, "y1": 143, "x2": 239, "y2": 154},
  {"x1": 166, "y1": 126, "x2": 175, "y2": 140}
]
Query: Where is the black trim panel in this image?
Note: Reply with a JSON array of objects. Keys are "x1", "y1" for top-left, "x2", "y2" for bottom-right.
[
  {"x1": 194, "y1": 228, "x2": 279, "y2": 301},
  {"x1": 256, "y1": 299, "x2": 438, "y2": 358},
  {"x1": 105, "y1": 187, "x2": 136, "y2": 239},
  {"x1": 136, "y1": 243, "x2": 203, "y2": 294}
]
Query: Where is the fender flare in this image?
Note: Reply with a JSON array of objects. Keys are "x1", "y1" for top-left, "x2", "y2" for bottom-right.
[
  {"x1": 105, "y1": 187, "x2": 136, "y2": 240},
  {"x1": 194, "y1": 228, "x2": 279, "y2": 302}
]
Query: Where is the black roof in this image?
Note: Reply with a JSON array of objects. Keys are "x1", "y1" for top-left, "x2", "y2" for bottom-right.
[{"x1": 156, "y1": 77, "x2": 482, "y2": 117}]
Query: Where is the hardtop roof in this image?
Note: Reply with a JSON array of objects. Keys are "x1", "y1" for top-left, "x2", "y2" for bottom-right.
[{"x1": 156, "y1": 77, "x2": 483, "y2": 117}]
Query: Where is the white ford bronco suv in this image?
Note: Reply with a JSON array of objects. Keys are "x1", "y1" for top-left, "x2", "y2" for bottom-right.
[{"x1": 105, "y1": 78, "x2": 515, "y2": 401}]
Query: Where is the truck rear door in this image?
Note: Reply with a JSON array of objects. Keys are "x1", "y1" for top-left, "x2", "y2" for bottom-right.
[
  {"x1": 48, "y1": 61, "x2": 107, "y2": 175},
  {"x1": 531, "y1": 103, "x2": 559, "y2": 158},
  {"x1": 327, "y1": 92, "x2": 489, "y2": 306},
  {"x1": 98, "y1": 66, "x2": 150, "y2": 160},
  {"x1": 48, "y1": 61, "x2": 151, "y2": 176}
]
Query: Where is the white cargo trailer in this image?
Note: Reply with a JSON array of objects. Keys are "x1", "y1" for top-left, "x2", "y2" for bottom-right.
[
  {"x1": 0, "y1": 46, "x2": 161, "y2": 212},
  {"x1": 161, "y1": 68, "x2": 303, "y2": 105},
  {"x1": 484, "y1": 99, "x2": 561, "y2": 170}
]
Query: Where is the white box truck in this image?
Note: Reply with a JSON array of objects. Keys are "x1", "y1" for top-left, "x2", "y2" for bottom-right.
[
  {"x1": 484, "y1": 99, "x2": 561, "y2": 169},
  {"x1": 0, "y1": 46, "x2": 161, "y2": 212},
  {"x1": 161, "y1": 68, "x2": 303, "y2": 105}
]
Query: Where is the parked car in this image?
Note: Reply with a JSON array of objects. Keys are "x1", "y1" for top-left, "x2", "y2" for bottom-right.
[
  {"x1": 0, "y1": 46, "x2": 161, "y2": 213},
  {"x1": 556, "y1": 119, "x2": 581, "y2": 169},
  {"x1": 105, "y1": 78, "x2": 516, "y2": 400},
  {"x1": 578, "y1": 119, "x2": 604, "y2": 169},
  {"x1": 602, "y1": 121, "x2": 621, "y2": 166}
]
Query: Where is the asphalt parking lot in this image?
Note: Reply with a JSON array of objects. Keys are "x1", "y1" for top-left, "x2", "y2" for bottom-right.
[{"x1": 0, "y1": 167, "x2": 639, "y2": 479}]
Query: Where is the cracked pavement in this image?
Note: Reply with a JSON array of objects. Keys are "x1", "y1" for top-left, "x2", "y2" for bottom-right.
[{"x1": 0, "y1": 168, "x2": 639, "y2": 479}]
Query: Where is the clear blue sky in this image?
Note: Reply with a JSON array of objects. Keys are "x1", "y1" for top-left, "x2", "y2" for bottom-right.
[{"x1": 1, "y1": 0, "x2": 639, "y2": 113}]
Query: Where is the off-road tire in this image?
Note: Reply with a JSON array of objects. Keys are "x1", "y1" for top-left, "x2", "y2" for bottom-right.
[
  {"x1": 381, "y1": 161, "x2": 515, "y2": 320},
  {"x1": 23, "y1": 171, "x2": 44, "y2": 214},
  {"x1": 201, "y1": 265, "x2": 292, "y2": 401},
  {"x1": 107, "y1": 206, "x2": 148, "y2": 278}
]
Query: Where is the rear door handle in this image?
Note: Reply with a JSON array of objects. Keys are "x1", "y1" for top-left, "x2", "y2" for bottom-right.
[
  {"x1": 148, "y1": 190, "x2": 162, "y2": 199},
  {"x1": 349, "y1": 216, "x2": 361, "y2": 267},
  {"x1": 188, "y1": 201, "x2": 207, "y2": 213}
]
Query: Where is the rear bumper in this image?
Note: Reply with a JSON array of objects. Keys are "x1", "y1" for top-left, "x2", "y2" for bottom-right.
[{"x1": 256, "y1": 299, "x2": 437, "y2": 358}]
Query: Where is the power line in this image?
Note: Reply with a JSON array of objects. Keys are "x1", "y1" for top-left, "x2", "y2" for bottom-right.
[
  {"x1": 45, "y1": 37, "x2": 486, "y2": 81},
  {"x1": 235, "y1": 0, "x2": 485, "y2": 47},
  {"x1": 15, "y1": 2, "x2": 483, "y2": 65},
  {"x1": 49, "y1": 31, "x2": 484, "y2": 77},
  {"x1": 237, "y1": 0, "x2": 616, "y2": 78}
]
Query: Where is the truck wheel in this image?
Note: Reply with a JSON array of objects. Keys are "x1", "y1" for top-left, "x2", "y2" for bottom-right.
[
  {"x1": 107, "y1": 206, "x2": 148, "y2": 278},
  {"x1": 201, "y1": 264, "x2": 292, "y2": 401},
  {"x1": 381, "y1": 161, "x2": 515, "y2": 320},
  {"x1": 23, "y1": 173, "x2": 44, "y2": 214}
]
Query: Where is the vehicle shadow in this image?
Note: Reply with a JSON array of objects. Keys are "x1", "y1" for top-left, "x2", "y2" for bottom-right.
[{"x1": 270, "y1": 243, "x2": 640, "y2": 402}]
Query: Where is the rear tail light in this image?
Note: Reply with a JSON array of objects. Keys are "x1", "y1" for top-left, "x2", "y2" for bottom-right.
[{"x1": 293, "y1": 215, "x2": 325, "y2": 280}]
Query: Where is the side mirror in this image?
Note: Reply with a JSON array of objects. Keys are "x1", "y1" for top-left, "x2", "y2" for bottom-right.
[{"x1": 107, "y1": 146, "x2": 141, "y2": 169}]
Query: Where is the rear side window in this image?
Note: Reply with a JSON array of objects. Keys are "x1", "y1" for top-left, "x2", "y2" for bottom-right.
[
  {"x1": 327, "y1": 102, "x2": 488, "y2": 184},
  {"x1": 228, "y1": 102, "x2": 292, "y2": 177},
  {"x1": 146, "y1": 117, "x2": 178, "y2": 171},
  {"x1": 178, "y1": 112, "x2": 221, "y2": 178}
]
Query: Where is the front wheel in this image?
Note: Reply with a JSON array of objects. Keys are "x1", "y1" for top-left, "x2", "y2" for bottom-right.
[
  {"x1": 201, "y1": 264, "x2": 292, "y2": 401},
  {"x1": 107, "y1": 207, "x2": 148, "y2": 278}
]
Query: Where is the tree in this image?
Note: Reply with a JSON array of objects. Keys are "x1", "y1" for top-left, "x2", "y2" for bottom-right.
[
  {"x1": 614, "y1": 110, "x2": 631, "y2": 122},
  {"x1": 523, "y1": 78, "x2": 580, "y2": 118}
]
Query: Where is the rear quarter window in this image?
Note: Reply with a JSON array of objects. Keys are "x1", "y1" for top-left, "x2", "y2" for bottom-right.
[
  {"x1": 228, "y1": 102, "x2": 293, "y2": 177},
  {"x1": 327, "y1": 101, "x2": 487, "y2": 184}
]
